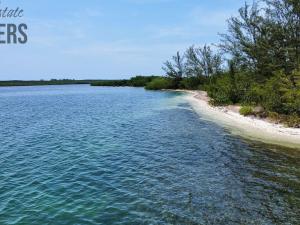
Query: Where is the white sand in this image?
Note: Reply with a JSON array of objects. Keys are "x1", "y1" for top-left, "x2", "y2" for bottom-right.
[{"x1": 180, "y1": 90, "x2": 300, "y2": 149}]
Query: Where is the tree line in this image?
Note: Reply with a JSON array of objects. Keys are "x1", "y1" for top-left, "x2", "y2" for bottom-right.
[
  {"x1": 0, "y1": 77, "x2": 159, "y2": 87},
  {"x1": 0, "y1": 79, "x2": 97, "y2": 86},
  {"x1": 145, "y1": 0, "x2": 300, "y2": 127}
]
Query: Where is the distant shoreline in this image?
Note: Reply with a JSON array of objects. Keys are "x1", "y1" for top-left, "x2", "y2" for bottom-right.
[
  {"x1": 176, "y1": 90, "x2": 300, "y2": 149},
  {"x1": 0, "y1": 80, "x2": 100, "y2": 87},
  {"x1": 0, "y1": 76, "x2": 159, "y2": 88}
]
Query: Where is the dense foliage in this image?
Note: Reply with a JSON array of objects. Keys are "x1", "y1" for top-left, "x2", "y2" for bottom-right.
[
  {"x1": 158, "y1": 0, "x2": 300, "y2": 127},
  {"x1": 145, "y1": 77, "x2": 174, "y2": 90},
  {"x1": 239, "y1": 106, "x2": 254, "y2": 116},
  {"x1": 90, "y1": 79, "x2": 129, "y2": 87}
]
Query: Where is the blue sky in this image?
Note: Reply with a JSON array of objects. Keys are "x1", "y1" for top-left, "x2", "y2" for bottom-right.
[{"x1": 1, "y1": 0, "x2": 248, "y2": 80}]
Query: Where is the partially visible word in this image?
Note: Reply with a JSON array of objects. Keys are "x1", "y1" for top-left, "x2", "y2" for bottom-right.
[
  {"x1": 0, "y1": 7, "x2": 23, "y2": 18},
  {"x1": 0, "y1": 23, "x2": 27, "y2": 44}
]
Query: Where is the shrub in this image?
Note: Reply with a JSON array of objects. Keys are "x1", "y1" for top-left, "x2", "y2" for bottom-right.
[
  {"x1": 239, "y1": 106, "x2": 254, "y2": 116},
  {"x1": 129, "y1": 75, "x2": 159, "y2": 87},
  {"x1": 145, "y1": 78, "x2": 174, "y2": 90},
  {"x1": 280, "y1": 89, "x2": 300, "y2": 115},
  {"x1": 267, "y1": 111, "x2": 280, "y2": 121},
  {"x1": 267, "y1": 112, "x2": 300, "y2": 128},
  {"x1": 284, "y1": 113, "x2": 300, "y2": 128},
  {"x1": 242, "y1": 84, "x2": 264, "y2": 105},
  {"x1": 261, "y1": 71, "x2": 300, "y2": 116},
  {"x1": 205, "y1": 75, "x2": 232, "y2": 105},
  {"x1": 179, "y1": 76, "x2": 207, "y2": 90}
]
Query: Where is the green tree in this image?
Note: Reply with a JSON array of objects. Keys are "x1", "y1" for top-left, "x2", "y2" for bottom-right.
[
  {"x1": 219, "y1": 2, "x2": 270, "y2": 79},
  {"x1": 264, "y1": 0, "x2": 300, "y2": 86},
  {"x1": 185, "y1": 45, "x2": 222, "y2": 78},
  {"x1": 162, "y1": 51, "x2": 185, "y2": 88},
  {"x1": 185, "y1": 46, "x2": 203, "y2": 77}
]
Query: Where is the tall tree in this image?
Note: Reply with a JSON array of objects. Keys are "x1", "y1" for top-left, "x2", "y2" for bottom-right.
[
  {"x1": 220, "y1": 0, "x2": 300, "y2": 84},
  {"x1": 219, "y1": 2, "x2": 270, "y2": 78},
  {"x1": 185, "y1": 45, "x2": 222, "y2": 78},
  {"x1": 185, "y1": 46, "x2": 203, "y2": 77},
  {"x1": 198, "y1": 45, "x2": 223, "y2": 77},
  {"x1": 264, "y1": 0, "x2": 300, "y2": 86},
  {"x1": 162, "y1": 51, "x2": 185, "y2": 86}
]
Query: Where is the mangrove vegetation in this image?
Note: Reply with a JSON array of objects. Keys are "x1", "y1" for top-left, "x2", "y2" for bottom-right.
[{"x1": 146, "y1": 0, "x2": 300, "y2": 127}]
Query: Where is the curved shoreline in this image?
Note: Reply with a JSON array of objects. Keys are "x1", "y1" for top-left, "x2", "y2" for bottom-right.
[{"x1": 178, "y1": 90, "x2": 300, "y2": 149}]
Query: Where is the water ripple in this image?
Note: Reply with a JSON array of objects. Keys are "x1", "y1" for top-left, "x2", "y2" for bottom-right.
[{"x1": 0, "y1": 86, "x2": 299, "y2": 224}]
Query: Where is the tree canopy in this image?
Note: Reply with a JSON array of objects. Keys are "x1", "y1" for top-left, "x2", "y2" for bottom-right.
[{"x1": 158, "y1": 0, "x2": 300, "y2": 127}]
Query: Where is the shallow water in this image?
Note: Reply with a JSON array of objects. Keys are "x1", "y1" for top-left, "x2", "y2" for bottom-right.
[{"x1": 0, "y1": 85, "x2": 299, "y2": 225}]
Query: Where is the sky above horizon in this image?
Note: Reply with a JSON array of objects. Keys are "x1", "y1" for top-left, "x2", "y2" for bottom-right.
[{"x1": 1, "y1": 0, "x2": 248, "y2": 80}]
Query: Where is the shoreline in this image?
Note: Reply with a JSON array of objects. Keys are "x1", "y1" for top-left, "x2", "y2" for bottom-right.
[{"x1": 175, "y1": 90, "x2": 300, "y2": 149}]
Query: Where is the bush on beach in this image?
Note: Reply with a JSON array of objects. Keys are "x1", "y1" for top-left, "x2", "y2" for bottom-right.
[
  {"x1": 239, "y1": 106, "x2": 254, "y2": 116},
  {"x1": 145, "y1": 78, "x2": 174, "y2": 90}
]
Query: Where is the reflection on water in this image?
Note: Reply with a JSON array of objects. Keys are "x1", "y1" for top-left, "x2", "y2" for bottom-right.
[{"x1": 0, "y1": 85, "x2": 299, "y2": 224}]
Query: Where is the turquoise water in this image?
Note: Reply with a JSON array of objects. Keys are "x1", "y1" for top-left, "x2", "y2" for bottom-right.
[{"x1": 0, "y1": 85, "x2": 299, "y2": 225}]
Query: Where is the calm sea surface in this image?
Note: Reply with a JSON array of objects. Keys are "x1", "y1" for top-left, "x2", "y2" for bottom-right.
[{"x1": 0, "y1": 85, "x2": 299, "y2": 225}]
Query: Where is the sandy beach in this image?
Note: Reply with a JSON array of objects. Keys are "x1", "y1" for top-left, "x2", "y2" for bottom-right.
[{"x1": 181, "y1": 90, "x2": 300, "y2": 149}]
